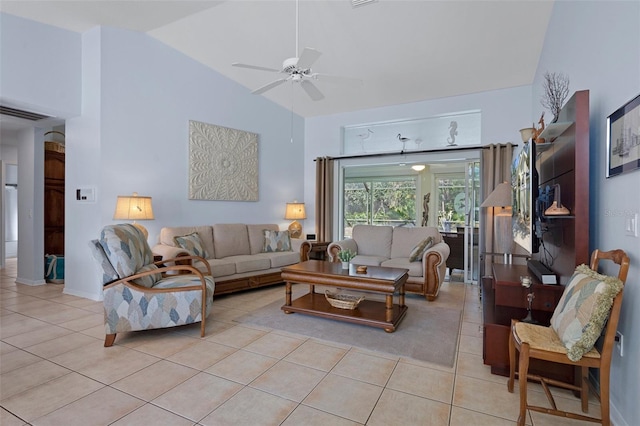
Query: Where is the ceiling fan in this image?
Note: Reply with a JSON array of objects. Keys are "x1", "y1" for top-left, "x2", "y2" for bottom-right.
[{"x1": 232, "y1": 0, "x2": 358, "y2": 101}]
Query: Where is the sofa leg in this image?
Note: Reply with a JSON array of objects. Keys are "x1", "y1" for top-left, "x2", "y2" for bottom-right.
[{"x1": 104, "y1": 334, "x2": 116, "y2": 347}]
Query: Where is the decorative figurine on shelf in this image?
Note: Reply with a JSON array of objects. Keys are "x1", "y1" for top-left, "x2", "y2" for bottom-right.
[
  {"x1": 520, "y1": 276, "x2": 538, "y2": 324},
  {"x1": 447, "y1": 121, "x2": 458, "y2": 146},
  {"x1": 422, "y1": 193, "x2": 430, "y2": 226},
  {"x1": 532, "y1": 112, "x2": 546, "y2": 144}
]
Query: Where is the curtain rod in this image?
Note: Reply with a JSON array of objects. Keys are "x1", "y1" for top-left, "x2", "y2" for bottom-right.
[{"x1": 314, "y1": 143, "x2": 516, "y2": 161}]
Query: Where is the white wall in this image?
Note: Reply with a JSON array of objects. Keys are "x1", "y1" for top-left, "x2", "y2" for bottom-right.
[
  {"x1": 63, "y1": 26, "x2": 304, "y2": 299},
  {"x1": 304, "y1": 85, "x2": 533, "y2": 231},
  {"x1": 533, "y1": 2, "x2": 640, "y2": 424},
  {"x1": 0, "y1": 13, "x2": 80, "y2": 117}
]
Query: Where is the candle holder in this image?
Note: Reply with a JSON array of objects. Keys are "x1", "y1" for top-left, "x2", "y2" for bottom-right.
[{"x1": 520, "y1": 276, "x2": 538, "y2": 324}]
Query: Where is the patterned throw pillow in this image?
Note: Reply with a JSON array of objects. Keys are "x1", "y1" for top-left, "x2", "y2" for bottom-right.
[
  {"x1": 174, "y1": 232, "x2": 209, "y2": 258},
  {"x1": 550, "y1": 264, "x2": 623, "y2": 361},
  {"x1": 263, "y1": 230, "x2": 292, "y2": 252},
  {"x1": 408, "y1": 236, "x2": 434, "y2": 262}
]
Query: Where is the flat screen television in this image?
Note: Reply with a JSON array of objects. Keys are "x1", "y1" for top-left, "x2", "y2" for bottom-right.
[{"x1": 512, "y1": 141, "x2": 540, "y2": 254}]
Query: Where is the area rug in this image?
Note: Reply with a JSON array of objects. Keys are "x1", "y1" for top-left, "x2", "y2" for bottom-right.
[{"x1": 235, "y1": 296, "x2": 462, "y2": 367}]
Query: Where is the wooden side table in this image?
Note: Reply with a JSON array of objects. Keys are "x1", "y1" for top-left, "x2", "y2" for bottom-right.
[{"x1": 307, "y1": 241, "x2": 331, "y2": 261}]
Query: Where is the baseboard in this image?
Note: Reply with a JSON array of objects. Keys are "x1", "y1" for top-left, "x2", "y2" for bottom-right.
[
  {"x1": 15, "y1": 277, "x2": 46, "y2": 286},
  {"x1": 589, "y1": 370, "x2": 629, "y2": 426},
  {"x1": 63, "y1": 286, "x2": 102, "y2": 301},
  {"x1": 610, "y1": 401, "x2": 628, "y2": 426}
]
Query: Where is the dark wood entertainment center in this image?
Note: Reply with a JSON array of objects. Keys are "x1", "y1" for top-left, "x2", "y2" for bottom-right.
[{"x1": 482, "y1": 90, "x2": 590, "y2": 378}]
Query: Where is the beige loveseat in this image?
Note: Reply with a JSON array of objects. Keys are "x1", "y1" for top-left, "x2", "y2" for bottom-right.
[
  {"x1": 328, "y1": 225, "x2": 450, "y2": 301},
  {"x1": 152, "y1": 224, "x2": 310, "y2": 295}
]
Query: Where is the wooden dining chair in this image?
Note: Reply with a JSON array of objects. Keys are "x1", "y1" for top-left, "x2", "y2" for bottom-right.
[{"x1": 507, "y1": 249, "x2": 630, "y2": 426}]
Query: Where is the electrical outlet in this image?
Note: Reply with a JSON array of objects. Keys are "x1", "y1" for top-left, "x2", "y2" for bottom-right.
[{"x1": 616, "y1": 331, "x2": 624, "y2": 357}]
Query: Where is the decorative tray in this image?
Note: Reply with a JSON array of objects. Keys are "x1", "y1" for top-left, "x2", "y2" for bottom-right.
[{"x1": 324, "y1": 290, "x2": 365, "y2": 310}]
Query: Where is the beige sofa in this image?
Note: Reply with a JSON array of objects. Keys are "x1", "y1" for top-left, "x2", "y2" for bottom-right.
[
  {"x1": 328, "y1": 225, "x2": 450, "y2": 301},
  {"x1": 152, "y1": 223, "x2": 310, "y2": 295}
]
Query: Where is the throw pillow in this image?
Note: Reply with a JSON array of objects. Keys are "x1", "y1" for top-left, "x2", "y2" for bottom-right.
[
  {"x1": 408, "y1": 236, "x2": 434, "y2": 262},
  {"x1": 550, "y1": 264, "x2": 623, "y2": 361},
  {"x1": 174, "y1": 232, "x2": 209, "y2": 258},
  {"x1": 263, "y1": 229, "x2": 292, "y2": 252}
]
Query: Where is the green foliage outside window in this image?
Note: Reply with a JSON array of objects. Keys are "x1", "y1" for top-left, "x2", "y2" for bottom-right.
[{"x1": 344, "y1": 178, "x2": 416, "y2": 233}]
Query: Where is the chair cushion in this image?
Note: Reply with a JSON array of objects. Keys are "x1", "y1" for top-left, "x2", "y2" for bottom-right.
[
  {"x1": 174, "y1": 232, "x2": 209, "y2": 258},
  {"x1": 100, "y1": 224, "x2": 160, "y2": 285},
  {"x1": 408, "y1": 236, "x2": 434, "y2": 262},
  {"x1": 550, "y1": 264, "x2": 623, "y2": 361},
  {"x1": 514, "y1": 322, "x2": 600, "y2": 359},
  {"x1": 262, "y1": 229, "x2": 292, "y2": 252},
  {"x1": 88, "y1": 240, "x2": 119, "y2": 285}
]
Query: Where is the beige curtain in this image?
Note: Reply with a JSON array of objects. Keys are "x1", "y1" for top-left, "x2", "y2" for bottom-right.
[
  {"x1": 481, "y1": 143, "x2": 513, "y2": 274},
  {"x1": 315, "y1": 157, "x2": 334, "y2": 242}
]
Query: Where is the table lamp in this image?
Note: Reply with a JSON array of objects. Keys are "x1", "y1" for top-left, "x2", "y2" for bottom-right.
[
  {"x1": 113, "y1": 192, "x2": 155, "y2": 239},
  {"x1": 480, "y1": 182, "x2": 513, "y2": 263},
  {"x1": 284, "y1": 202, "x2": 306, "y2": 238}
]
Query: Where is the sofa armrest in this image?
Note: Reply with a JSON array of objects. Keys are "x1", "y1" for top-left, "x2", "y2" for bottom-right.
[
  {"x1": 327, "y1": 239, "x2": 358, "y2": 262},
  {"x1": 151, "y1": 244, "x2": 189, "y2": 261},
  {"x1": 291, "y1": 239, "x2": 311, "y2": 261},
  {"x1": 422, "y1": 241, "x2": 450, "y2": 301}
]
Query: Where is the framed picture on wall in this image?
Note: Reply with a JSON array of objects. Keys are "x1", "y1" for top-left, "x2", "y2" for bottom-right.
[{"x1": 606, "y1": 93, "x2": 640, "y2": 178}]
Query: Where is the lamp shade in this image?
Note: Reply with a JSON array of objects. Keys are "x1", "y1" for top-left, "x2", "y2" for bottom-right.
[
  {"x1": 480, "y1": 182, "x2": 512, "y2": 208},
  {"x1": 284, "y1": 202, "x2": 306, "y2": 220},
  {"x1": 113, "y1": 193, "x2": 155, "y2": 221}
]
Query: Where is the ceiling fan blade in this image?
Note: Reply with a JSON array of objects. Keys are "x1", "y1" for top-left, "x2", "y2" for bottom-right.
[
  {"x1": 232, "y1": 62, "x2": 281, "y2": 73},
  {"x1": 313, "y1": 73, "x2": 363, "y2": 85},
  {"x1": 252, "y1": 78, "x2": 288, "y2": 95},
  {"x1": 296, "y1": 47, "x2": 322, "y2": 69},
  {"x1": 300, "y1": 80, "x2": 325, "y2": 101}
]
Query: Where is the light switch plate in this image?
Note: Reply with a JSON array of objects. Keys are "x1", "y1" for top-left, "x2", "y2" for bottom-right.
[{"x1": 625, "y1": 213, "x2": 638, "y2": 237}]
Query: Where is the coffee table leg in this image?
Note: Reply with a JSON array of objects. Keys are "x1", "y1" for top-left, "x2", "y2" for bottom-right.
[
  {"x1": 385, "y1": 294, "x2": 393, "y2": 323},
  {"x1": 399, "y1": 282, "x2": 406, "y2": 307},
  {"x1": 284, "y1": 281, "x2": 293, "y2": 314}
]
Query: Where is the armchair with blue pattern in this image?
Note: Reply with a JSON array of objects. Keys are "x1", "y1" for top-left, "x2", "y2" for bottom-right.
[{"x1": 89, "y1": 224, "x2": 215, "y2": 347}]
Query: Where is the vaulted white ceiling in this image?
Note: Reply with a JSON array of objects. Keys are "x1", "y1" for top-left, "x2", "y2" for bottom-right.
[{"x1": 0, "y1": 0, "x2": 554, "y2": 118}]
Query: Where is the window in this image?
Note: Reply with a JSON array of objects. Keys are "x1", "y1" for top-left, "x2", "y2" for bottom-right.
[{"x1": 343, "y1": 177, "x2": 416, "y2": 237}]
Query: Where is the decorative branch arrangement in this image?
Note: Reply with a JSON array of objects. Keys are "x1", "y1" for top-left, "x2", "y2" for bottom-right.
[{"x1": 540, "y1": 72, "x2": 570, "y2": 123}]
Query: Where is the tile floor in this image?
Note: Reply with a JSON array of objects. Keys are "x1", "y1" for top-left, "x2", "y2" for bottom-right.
[{"x1": 1, "y1": 259, "x2": 599, "y2": 425}]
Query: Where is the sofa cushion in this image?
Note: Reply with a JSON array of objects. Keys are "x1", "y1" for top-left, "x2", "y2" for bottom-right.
[
  {"x1": 408, "y1": 236, "x2": 434, "y2": 262},
  {"x1": 256, "y1": 252, "x2": 301, "y2": 268},
  {"x1": 391, "y1": 226, "x2": 441, "y2": 259},
  {"x1": 550, "y1": 264, "x2": 623, "y2": 361},
  {"x1": 206, "y1": 258, "x2": 236, "y2": 278},
  {"x1": 381, "y1": 258, "x2": 422, "y2": 277},
  {"x1": 213, "y1": 224, "x2": 250, "y2": 258},
  {"x1": 229, "y1": 255, "x2": 272, "y2": 274},
  {"x1": 247, "y1": 224, "x2": 279, "y2": 255},
  {"x1": 161, "y1": 226, "x2": 214, "y2": 259},
  {"x1": 352, "y1": 225, "x2": 393, "y2": 258},
  {"x1": 351, "y1": 255, "x2": 387, "y2": 266},
  {"x1": 262, "y1": 230, "x2": 292, "y2": 252},
  {"x1": 174, "y1": 232, "x2": 209, "y2": 259}
]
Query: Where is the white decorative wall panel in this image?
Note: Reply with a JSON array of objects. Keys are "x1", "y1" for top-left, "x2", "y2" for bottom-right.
[{"x1": 189, "y1": 121, "x2": 259, "y2": 201}]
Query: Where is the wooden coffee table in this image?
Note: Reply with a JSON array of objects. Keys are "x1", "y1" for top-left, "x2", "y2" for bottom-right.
[{"x1": 280, "y1": 260, "x2": 409, "y2": 332}]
